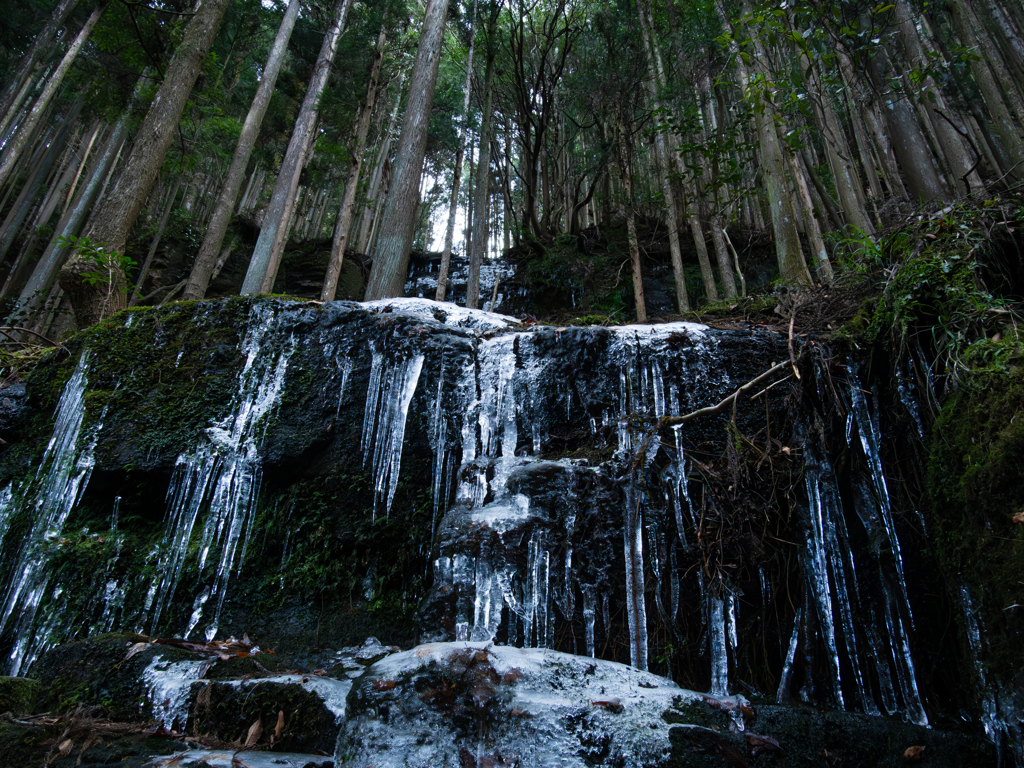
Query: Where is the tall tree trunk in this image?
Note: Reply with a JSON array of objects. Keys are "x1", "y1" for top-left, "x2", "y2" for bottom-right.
[
  {"x1": 0, "y1": 2, "x2": 105, "y2": 193},
  {"x1": 436, "y1": 0, "x2": 478, "y2": 302},
  {"x1": 11, "y1": 117, "x2": 126, "y2": 319},
  {"x1": 616, "y1": 118, "x2": 646, "y2": 323},
  {"x1": 738, "y1": 7, "x2": 812, "y2": 286},
  {"x1": 637, "y1": 0, "x2": 688, "y2": 311},
  {"x1": 241, "y1": 0, "x2": 351, "y2": 295},
  {"x1": 58, "y1": 0, "x2": 232, "y2": 328},
  {"x1": 321, "y1": 27, "x2": 387, "y2": 302},
  {"x1": 183, "y1": 0, "x2": 301, "y2": 301},
  {"x1": 949, "y1": 0, "x2": 1024, "y2": 181},
  {"x1": 0, "y1": 0, "x2": 80, "y2": 138},
  {"x1": 364, "y1": 0, "x2": 451, "y2": 300},
  {"x1": 793, "y1": 35, "x2": 875, "y2": 235},
  {"x1": 860, "y1": 44, "x2": 946, "y2": 203},
  {"x1": 355, "y1": 79, "x2": 404, "y2": 255},
  {"x1": 0, "y1": 99, "x2": 83, "y2": 262},
  {"x1": 466, "y1": 4, "x2": 500, "y2": 310},
  {"x1": 129, "y1": 176, "x2": 181, "y2": 305}
]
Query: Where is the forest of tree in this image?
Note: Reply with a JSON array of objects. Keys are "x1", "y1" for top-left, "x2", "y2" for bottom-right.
[{"x1": 0, "y1": 0, "x2": 1022, "y2": 333}]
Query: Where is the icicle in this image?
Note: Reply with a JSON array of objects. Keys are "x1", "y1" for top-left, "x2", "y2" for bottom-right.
[
  {"x1": 362, "y1": 343, "x2": 425, "y2": 520},
  {"x1": 776, "y1": 609, "x2": 801, "y2": 703},
  {"x1": 708, "y1": 594, "x2": 729, "y2": 696},
  {"x1": 149, "y1": 308, "x2": 294, "y2": 638},
  {"x1": 1, "y1": 353, "x2": 100, "y2": 675}
]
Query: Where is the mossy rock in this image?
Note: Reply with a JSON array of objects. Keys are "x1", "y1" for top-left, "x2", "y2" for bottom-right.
[
  {"x1": 661, "y1": 700, "x2": 995, "y2": 767},
  {"x1": 928, "y1": 363, "x2": 1024, "y2": 678},
  {"x1": 0, "y1": 676, "x2": 40, "y2": 713},
  {"x1": 32, "y1": 633, "x2": 197, "y2": 720},
  {"x1": 188, "y1": 677, "x2": 345, "y2": 753}
]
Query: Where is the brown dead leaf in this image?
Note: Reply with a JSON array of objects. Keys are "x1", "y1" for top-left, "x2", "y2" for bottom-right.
[
  {"x1": 125, "y1": 642, "x2": 153, "y2": 661},
  {"x1": 273, "y1": 710, "x2": 285, "y2": 742},
  {"x1": 591, "y1": 698, "x2": 624, "y2": 714},
  {"x1": 154, "y1": 752, "x2": 189, "y2": 768},
  {"x1": 904, "y1": 745, "x2": 925, "y2": 762},
  {"x1": 1012, "y1": 512, "x2": 1024, "y2": 525},
  {"x1": 244, "y1": 718, "x2": 262, "y2": 748},
  {"x1": 372, "y1": 679, "x2": 398, "y2": 691},
  {"x1": 746, "y1": 733, "x2": 782, "y2": 756}
]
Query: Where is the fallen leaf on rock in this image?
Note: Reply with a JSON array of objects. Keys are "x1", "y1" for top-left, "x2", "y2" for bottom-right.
[
  {"x1": 904, "y1": 745, "x2": 926, "y2": 762},
  {"x1": 746, "y1": 733, "x2": 783, "y2": 755},
  {"x1": 244, "y1": 718, "x2": 262, "y2": 748},
  {"x1": 591, "y1": 698, "x2": 624, "y2": 714},
  {"x1": 154, "y1": 753, "x2": 188, "y2": 768},
  {"x1": 1012, "y1": 512, "x2": 1024, "y2": 525},
  {"x1": 274, "y1": 710, "x2": 285, "y2": 742},
  {"x1": 124, "y1": 641, "x2": 153, "y2": 661},
  {"x1": 372, "y1": 679, "x2": 398, "y2": 691}
]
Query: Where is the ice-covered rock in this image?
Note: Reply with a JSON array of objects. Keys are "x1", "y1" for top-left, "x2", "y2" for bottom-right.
[{"x1": 340, "y1": 641, "x2": 709, "y2": 768}]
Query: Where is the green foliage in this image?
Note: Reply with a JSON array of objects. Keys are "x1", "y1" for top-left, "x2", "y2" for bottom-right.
[{"x1": 56, "y1": 236, "x2": 136, "y2": 293}]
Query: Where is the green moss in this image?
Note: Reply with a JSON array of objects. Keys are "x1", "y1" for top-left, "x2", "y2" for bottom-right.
[
  {"x1": 0, "y1": 676, "x2": 41, "y2": 713},
  {"x1": 928, "y1": 354, "x2": 1024, "y2": 678}
]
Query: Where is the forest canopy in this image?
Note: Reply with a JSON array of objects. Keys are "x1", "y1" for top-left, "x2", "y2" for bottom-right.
[{"x1": 0, "y1": 0, "x2": 1021, "y2": 332}]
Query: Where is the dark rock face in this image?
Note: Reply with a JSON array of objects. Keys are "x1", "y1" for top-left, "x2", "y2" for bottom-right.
[{"x1": 0, "y1": 297, "x2": 1012, "y2": 763}]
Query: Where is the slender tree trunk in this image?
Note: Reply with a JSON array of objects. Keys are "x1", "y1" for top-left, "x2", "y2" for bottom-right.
[
  {"x1": 0, "y1": 100, "x2": 83, "y2": 264},
  {"x1": 129, "y1": 176, "x2": 181, "y2": 306},
  {"x1": 365, "y1": 0, "x2": 451, "y2": 300},
  {"x1": 616, "y1": 118, "x2": 646, "y2": 323},
  {"x1": 11, "y1": 118, "x2": 126, "y2": 318},
  {"x1": 949, "y1": 0, "x2": 1024, "y2": 180},
  {"x1": 637, "y1": 0, "x2": 688, "y2": 311},
  {"x1": 467, "y1": 6, "x2": 500, "y2": 310},
  {"x1": 241, "y1": 0, "x2": 350, "y2": 295},
  {"x1": 436, "y1": 0, "x2": 478, "y2": 302},
  {"x1": 58, "y1": 0, "x2": 232, "y2": 328},
  {"x1": 0, "y1": 2, "x2": 105, "y2": 193},
  {"x1": 0, "y1": 0, "x2": 80, "y2": 137},
  {"x1": 321, "y1": 27, "x2": 387, "y2": 301},
  {"x1": 787, "y1": 146, "x2": 832, "y2": 281},
  {"x1": 183, "y1": 0, "x2": 301, "y2": 300},
  {"x1": 355, "y1": 80, "x2": 403, "y2": 255}
]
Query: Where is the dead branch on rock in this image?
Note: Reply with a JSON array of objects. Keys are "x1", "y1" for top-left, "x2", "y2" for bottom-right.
[{"x1": 661, "y1": 360, "x2": 793, "y2": 427}]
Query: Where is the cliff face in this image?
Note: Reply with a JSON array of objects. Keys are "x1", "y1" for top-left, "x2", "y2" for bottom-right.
[{"x1": 0, "y1": 296, "x2": 1012, "y2": 765}]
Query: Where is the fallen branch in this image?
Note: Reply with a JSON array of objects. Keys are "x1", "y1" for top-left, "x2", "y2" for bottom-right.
[
  {"x1": 0, "y1": 326, "x2": 61, "y2": 346},
  {"x1": 661, "y1": 360, "x2": 793, "y2": 427}
]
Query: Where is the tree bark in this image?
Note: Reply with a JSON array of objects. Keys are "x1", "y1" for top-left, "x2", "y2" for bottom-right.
[
  {"x1": 58, "y1": 0, "x2": 232, "y2": 328},
  {"x1": 364, "y1": 0, "x2": 451, "y2": 300},
  {"x1": 183, "y1": 0, "x2": 301, "y2": 301},
  {"x1": 241, "y1": 0, "x2": 351, "y2": 295},
  {"x1": 321, "y1": 26, "x2": 387, "y2": 302}
]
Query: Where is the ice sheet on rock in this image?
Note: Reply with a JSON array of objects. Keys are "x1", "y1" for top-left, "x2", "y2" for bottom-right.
[
  {"x1": 344, "y1": 642, "x2": 719, "y2": 768},
  {"x1": 148, "y1": 751, "x2": 334, "y2": 767},
  {"x1": 469, "y1": 494, "x2": 532, "y2": 532},
  {"x1": 362, "y1": 297, "x2": 518, "y2": 330},
  {"x1": 142, "y1": 654, "x2": 209, "y2": 730}
]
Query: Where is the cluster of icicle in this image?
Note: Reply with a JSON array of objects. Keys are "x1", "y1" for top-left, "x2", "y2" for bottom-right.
[{"x1": 0, "y1": 299, "x2": 948, "y2": 731}]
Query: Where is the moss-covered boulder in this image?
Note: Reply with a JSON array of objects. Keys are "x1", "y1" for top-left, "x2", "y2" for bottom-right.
[{"x1": 0, "y1": 676, "x2": 40, "y2": 713}]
